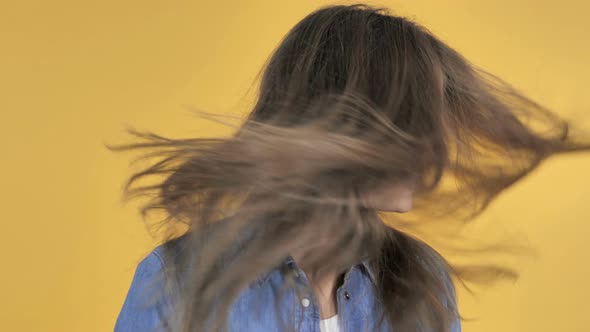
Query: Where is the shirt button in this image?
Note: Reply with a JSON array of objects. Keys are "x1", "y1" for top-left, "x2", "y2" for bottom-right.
[
  {"x1": 344, "y1": 291, "x2": 350, "y2": 300},
  {"x1": 301, "y1": 298, "x2": 311, "y2": 307}
]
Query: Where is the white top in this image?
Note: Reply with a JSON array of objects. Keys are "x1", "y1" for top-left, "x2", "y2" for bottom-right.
[{"x1": 320, "y1": 314, "x2": 341, "y2": 332}]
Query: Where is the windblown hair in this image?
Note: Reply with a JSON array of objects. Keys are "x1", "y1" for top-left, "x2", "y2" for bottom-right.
[{"x1": 109, "y1": 4, "x2": 590, "y2": 332}]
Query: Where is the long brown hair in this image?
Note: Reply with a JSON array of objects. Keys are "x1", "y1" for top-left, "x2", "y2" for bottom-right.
[{"x1": 108, "y1": 4, "x2": 590, "y2": 332}]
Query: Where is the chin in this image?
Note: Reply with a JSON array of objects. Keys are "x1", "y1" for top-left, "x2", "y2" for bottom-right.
[
  {"x1": 380, "y1": 201, "x2": 413, "y2": 213},
  {"x1": 390, "y1": 207, "x2": 412, "y2": 213}
]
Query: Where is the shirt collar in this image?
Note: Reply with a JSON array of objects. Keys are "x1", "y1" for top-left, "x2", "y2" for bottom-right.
[{"x1": 254, "y1": 255, "x2": 377, "y2": 287}]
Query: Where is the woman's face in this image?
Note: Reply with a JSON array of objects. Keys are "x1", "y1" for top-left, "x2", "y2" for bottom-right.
[{"x1": 360, "y1": 177, "x2": 416, "y2": 213}]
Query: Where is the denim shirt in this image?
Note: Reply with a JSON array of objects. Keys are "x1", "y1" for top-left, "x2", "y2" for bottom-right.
[{"x1": 115, "y1": 242, "x2": 461, "y2": 332}]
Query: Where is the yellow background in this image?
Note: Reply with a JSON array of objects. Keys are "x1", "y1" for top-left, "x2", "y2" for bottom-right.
[{"x1": 2, "y1": 0, "x2": 590, "y2": 331}]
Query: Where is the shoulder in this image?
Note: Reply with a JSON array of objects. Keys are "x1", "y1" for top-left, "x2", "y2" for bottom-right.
[
  {"x1": 126, "y1": 234, "x2": 188, "y2": 289},
  {"x1": 114, "y1": 236, "x2": 187, "y2": 332}
]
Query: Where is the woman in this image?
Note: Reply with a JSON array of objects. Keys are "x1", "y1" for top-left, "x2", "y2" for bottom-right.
[{"x1": 112, "y1": 4, "x2": 590, "y2": 332}]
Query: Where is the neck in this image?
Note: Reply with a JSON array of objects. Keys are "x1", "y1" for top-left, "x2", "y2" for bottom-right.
[
  {"x1": 308, "y1": 269, "x2": 344, "y2": 318},
  {"x1": 290, "y1": 252, "x2": 345, "y2": 319}
]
